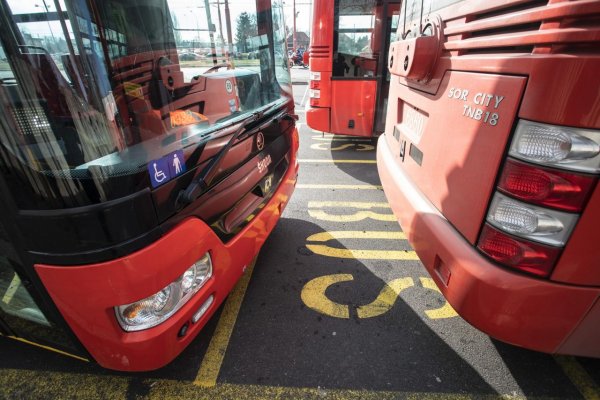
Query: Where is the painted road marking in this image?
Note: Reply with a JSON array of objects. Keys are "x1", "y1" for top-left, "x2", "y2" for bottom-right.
[
  {"x1": 301, "y1": 274, "x2": 353, "y2": 318},
  {"x1": 357, "y1": 278, "x2": 415, "y2": 319},
  {"x1": 310, "y1": 143, "x2": 375, "y2": 151},
  {"x1": 1, "y1": 334, "x2": 89, "y2": 362},
  {"x1": 306, "y1": 231, "x2": 419, "y2": 260},
  {"x1": 298, "y1": 159, "x2": 377, "y2": 164},
  {"x1": 555, "y1": 356, "x2": 600, "y2": 400},
  {"x1": 0, "y1": 369, "x2": 559, "y2": 400},
  {"x1": 297, "y1": 184, "x2": 383, "y2": 190},
  {"x1": 311, "y1": 136, "x2": 373, "y2": 142},
  {"x1": 419, "y1": 278, "x2": 458, "y2": 319},
  {"x1": 308, "y1": 201, "x2": 395, "y2": 222},
  {"x1": 300, "y1": 275, "x2": 457, "y2": 321},
  {"x1": 195, "y1": 261, "x2": 256, "y2": 387}
]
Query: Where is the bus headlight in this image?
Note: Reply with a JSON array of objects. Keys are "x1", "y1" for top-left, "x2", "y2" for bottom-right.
[{"x1": 115, "y1": 254, "x2": 212, "y2": 332}]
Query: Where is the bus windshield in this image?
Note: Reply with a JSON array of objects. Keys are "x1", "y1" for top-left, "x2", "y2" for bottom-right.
[{"x1": 0, "y1": 0, "x2": 290, "y2": 210}]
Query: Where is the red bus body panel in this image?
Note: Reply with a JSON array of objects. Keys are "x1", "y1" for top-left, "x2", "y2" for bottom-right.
[
  {"x1": 378, "y1": 0, "x2": 600, "y2": 356},
  {"x1": 330, "y1": 80, "x2": 377, "y2": 137},
  {"x1": 378, "y1": 139, "x2": 600, "y2": 357},
  {"x1": 35, "y1": 137, "x2": 298, "y2": 371}
]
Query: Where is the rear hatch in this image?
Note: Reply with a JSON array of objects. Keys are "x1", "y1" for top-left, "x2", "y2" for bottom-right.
[{"x1": 386, "y1": 0, "x2": 600, "y2": 283}]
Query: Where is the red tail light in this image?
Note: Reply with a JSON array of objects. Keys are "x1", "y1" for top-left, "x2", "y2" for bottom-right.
[
  {"x1": 310, "y1": 80, "x2": 320, "y2": 89},
  {"x1": 498, "y1": 159, "x2": 596, "y2": 212},
  {"x1": 478, "y1": 224, "x2": 561, "y2": 278}
]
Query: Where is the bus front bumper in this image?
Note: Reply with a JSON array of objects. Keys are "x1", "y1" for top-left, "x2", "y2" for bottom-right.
[
  {"x1": 35, "y1": 151, "x2": 298, "y2": 371},
  {"x1": 377, "y1": 134, "x2": 600, "y2": 357}
]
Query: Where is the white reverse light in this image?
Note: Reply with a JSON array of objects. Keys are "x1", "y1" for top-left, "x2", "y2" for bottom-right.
[
  {"x1": 115, "y1": 254, "x2": 212, "y2": 332},
  {"x1": 487, "y1": 193, "x2": 578, "y2": 246},
  {"x1": 509, "y1": 120, "x2": 600, "y2": 173}
]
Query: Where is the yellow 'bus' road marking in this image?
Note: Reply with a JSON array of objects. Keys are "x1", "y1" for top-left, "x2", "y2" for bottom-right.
[
  {"x1": 300, "y1": 274, "x2": 353, "y2": 319},
  {"x1": 309, "y1": 201, "x2": 390, "y2": 208},
  {"x1": 419, "y1": 278, "x2": 458, "y2": 319},
  {"x1": 194, "y1": 261, "x2": 256, "y2": 387},
  {"x1": 297, "y1": 184, "x2": 383, "y2": 190},
  {"x1": 306, "y1": 231, "x2": 417, "y2": 260},
  {"x1": 308, "y1": 210, "x2": 396, "y2": 222},
  {"x1": 308, "y1": 203, "x2": 395, "y2": 222},
  {"x1": 357, "y1": 278, "x2": 415, "y2": 319},
  {"x1": 308, "y1": 231, "x2": 406, "y2": 241},
  {"x1": 306, "y1": 245, "x2": 419, "y2": 260},
  {"x1": 298, "y1": 159, "x2": 377, "y2": 164},
  {"x1": 310, "y1": 143, "x2": 375, "y2": 151},
  {"x1": 311, "y1": 136, "x2": 373, "y2": 142},
  {"x1": 555, "y1": 356, "x2": 600, "y2": 400}
]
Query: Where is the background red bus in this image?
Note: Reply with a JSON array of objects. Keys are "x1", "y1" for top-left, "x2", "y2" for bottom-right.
[{"x1": 306, "y1": 0, "x2": 401, "y2": 137}]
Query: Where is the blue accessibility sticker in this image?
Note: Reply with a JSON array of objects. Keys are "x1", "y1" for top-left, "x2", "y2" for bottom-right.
[
  {"x1": 148, "y1": 157, "x2": 171, "y2": 188},
  {"x1": 148, "y1": 150, "x2": 186, "y2": 188},
  {"x1": 167, "y1": 149, "x2": 186, "y2": 177}
]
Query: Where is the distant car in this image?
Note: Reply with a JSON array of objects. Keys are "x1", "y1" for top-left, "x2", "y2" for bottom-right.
[{"x1": 179, "y1": 52, "x2": 197, "y2": 61}]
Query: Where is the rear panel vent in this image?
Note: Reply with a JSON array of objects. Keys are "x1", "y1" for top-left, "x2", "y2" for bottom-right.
[{"x1": 443, "y1": 0, "x2": 600, "y2": 56}]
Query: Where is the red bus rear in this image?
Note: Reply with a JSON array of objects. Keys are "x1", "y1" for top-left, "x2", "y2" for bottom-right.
[
  {"x1": 306, "y1": 0, "x2": 401, "y2": 137},
  {"x1": 377, "y1": 0, "x2": 600, "y2": 357}
]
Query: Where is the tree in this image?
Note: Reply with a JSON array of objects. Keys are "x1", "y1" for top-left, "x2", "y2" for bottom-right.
[{"x1": 234, "y1": 12, "x2": 257, "y2": 53}]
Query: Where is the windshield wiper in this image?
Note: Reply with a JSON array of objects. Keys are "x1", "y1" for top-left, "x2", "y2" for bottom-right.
[{"x1": 177, "y1": 103, "x2": 281, "y2": 205}]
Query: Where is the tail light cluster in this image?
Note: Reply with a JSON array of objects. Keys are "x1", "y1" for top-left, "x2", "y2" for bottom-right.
[
  {"x1": 478, "y1": 120, "x2": 599, "y2": 278},
  {"x1": 309, "y1": 72, "x2": 321, "y2": 107}
]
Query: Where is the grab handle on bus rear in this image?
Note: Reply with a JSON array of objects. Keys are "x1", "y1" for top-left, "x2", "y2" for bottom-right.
[{"x1": 388, "y1": 15, "x2": 442, "y2": 82}]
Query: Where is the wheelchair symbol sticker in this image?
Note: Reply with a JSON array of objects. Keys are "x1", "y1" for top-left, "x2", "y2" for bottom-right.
[{"x1": 148, "y1": 157, "x2": 171, "y2": 188}]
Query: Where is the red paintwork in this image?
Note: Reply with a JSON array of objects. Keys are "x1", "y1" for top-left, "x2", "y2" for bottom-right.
[
  {"x1": 378, "y1": 138, "x2": 600, "y2": 357},
  {"x1": 330, "y1": 80, "x2": 377, "y2": 137},
  {"x1": 306, "y1": 0, "x2": 387, "y2": 137},
  {"x1": 378, "y1": 0, "x2": 600, "y2": 356},
  {"x1": 35, "y1": 136, "x2": 298, "y2": 371}
]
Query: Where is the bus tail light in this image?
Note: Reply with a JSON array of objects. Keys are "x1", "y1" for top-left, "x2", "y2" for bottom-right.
[
  {"x1": 309, "y1": 89, "x2": 321, "y2": 99},
  {"x1": 478, "y1": 224, "x2": 561, "y2": 278},
  {"x1": 310, "y1": 71, "x2": 321, "y2": 89},
  {"x1": 115, "y1": 253, "x2": 212, "y2": 332},
  {"x1": 498, "y1": 159, "x2": 596, "y2": 212},
  {"x1": 509, "y1": 120, "x2": 600, "y2": 173},
  {"x1": 486, "y1": 193, "x2": 577, "y2": 247},
  {"x1": 478, "y1": 120, "x2": 599, "y2": 278}
]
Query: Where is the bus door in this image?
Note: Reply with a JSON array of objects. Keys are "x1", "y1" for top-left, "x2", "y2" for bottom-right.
[
  {"x1": 331, "y1": 0, "x2": 399, "y2": 136},
  {"x1": 312, "y1": 0, "x2": 399, "y2": 137},
  {"x1": 373, "y1": 1, "x2": 400, "y2": 133}
]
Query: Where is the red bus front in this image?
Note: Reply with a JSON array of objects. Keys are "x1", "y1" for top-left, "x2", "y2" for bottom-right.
[
  {"x1": 306, "y1": 0, "x2": 400, "y2": 137},
  {"x1": 378, "y1": 0, "x2": 600, "y2": 357},
  {"x1": 0, "y1": 0, "x2": 297, "y2": 371}
]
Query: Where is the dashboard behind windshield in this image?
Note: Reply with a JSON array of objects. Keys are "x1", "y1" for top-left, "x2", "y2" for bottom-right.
[{"x1": 0, "y1": 0, "x2": 290, "y2": 210}]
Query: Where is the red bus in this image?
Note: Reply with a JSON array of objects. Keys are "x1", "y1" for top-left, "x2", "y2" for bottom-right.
[
  {"x1": 378, "y1": 0, "x2": 600, "y2": 357},
  {"x1": 0, "y1": 0, "x2": 298, "y2": 371},
  {"x1": 306, "y1": 0, "x2": 401, "y2": 137}
]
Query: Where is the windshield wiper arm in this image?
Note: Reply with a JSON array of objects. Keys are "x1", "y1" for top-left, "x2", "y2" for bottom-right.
[{"x1": 177, "y1": 105, "x2": 277, "y2": 205}]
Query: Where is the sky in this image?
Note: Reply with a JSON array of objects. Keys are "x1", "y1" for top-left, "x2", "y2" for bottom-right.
[{"x1": 6, "y1": 0, "x2": 315, "y2": 40}]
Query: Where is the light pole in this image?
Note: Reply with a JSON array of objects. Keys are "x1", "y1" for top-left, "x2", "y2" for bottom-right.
[{"x1": 292, "y1": 0, "x2": 297, "y2": 50}]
